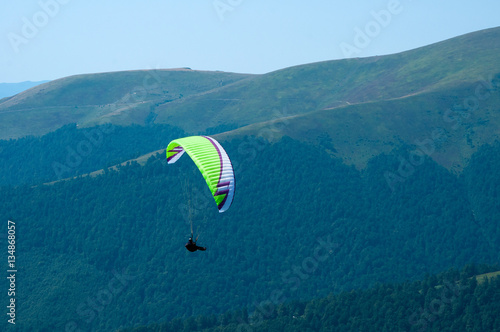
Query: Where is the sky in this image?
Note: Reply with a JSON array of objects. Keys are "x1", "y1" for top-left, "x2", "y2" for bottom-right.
[{"x1": 1, "y1": 0, "x2": 499, "y2": 83}]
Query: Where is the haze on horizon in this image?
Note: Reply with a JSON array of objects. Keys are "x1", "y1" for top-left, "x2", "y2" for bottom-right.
[{"x1": 1, "y1": 0, "x2": 499, "y2": 83}]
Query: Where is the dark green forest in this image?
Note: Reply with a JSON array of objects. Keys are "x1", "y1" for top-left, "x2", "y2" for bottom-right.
[
  {"x1": 0, "y1": 127, "x2": 499, "y2": 331},
  {"x1": 0, "y1": 123, "x2": 185, "y2": 185},
  {"x1": 122, "y1": 266, "x2": 500, "y2": 332}
]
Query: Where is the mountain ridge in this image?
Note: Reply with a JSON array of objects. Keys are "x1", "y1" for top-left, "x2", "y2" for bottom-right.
[
  {"x1": 0, "y1": 80, "x2": 49, "y2": 99},
  {"x1": 2, "y1": 27, "x2": 499, "y2": 139},
  {"x1": 1, "y1": 27, "x2": 499, "y2": 172}
]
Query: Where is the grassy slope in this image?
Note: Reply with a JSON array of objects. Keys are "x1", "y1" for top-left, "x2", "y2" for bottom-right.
[
  {"x1": 154, "y1": 27, "x2": 500, "y2": 135},
  {"x1": 0, "y1": 69, "x2": 253, "y2": 139},
  {"x1": 1, "y1": 28, "x2": 499, "y2": 171},
  {"x1": 55, "y1": 80, "x2": 499, "y2": 185},
  {"x1": 476, "y1": 270, "x2": 500, "y2": 284},
  {"x1": 216, "y1": 82, "x2": 500, "y2": 170},
  {"x1": 212, "y1": 27, "x2": 500, "y2": 170}
]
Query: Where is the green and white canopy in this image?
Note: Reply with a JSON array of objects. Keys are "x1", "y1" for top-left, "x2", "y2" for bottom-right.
[{"x1": 166, "y1": 136, "x2": 235, "y2": 213}]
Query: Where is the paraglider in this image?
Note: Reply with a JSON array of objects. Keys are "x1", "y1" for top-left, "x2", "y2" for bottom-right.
[
  {"x1": 166, "y1": 136, "x2": 235, "y2": 251},
  {"x1": 185, "y1": 236, "x2": 206, "y2": 252}
]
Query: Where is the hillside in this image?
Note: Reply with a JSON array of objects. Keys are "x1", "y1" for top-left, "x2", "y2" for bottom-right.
[
  {"x1": 121, "y1": 266, "x2": 500, "y2": 332},
  {"x1": 155, "y1": 27, "x2": 500, "y2": 136},
  {"x1": 0, "y1": 80, "x2": 49, "y2": 99},
  {"x1": 217, "y1": 80, "x2": 500, "y2": 170},
  {"x1": 1, "y1": 136, "x2": 500, "y2": 331},
  {"x1": 0, "y1": 69, "x2": 252, "y2": 139},
  {"x1": 1, "y1": 28, "x2": 499, "y2": 141},
  {"x1": 0, "y1": 123, "x2": 185, "y2": 186},
  {"x1": 1, "y1": 28, "x2": 499, "y2": 173}
]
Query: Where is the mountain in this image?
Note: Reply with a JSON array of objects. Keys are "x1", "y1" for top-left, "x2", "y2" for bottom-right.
[
  {"x1": 1, "y1": 27, "x2": 500, "y2": 172},
  {"x1": 0, "y1": 69, "x2": 252, "y2": 139},
  {"x1": 0, "y1": 27, "x2": 499, "y2": 331},
  {"x1": 0, "y1": 80, "x2": 49, "y2": 99},
  {"x1": 157, "y1": 26, "x2": 500, "y2": 137},
  {"x1": 212, "y1": 26, "x2": 500, "y2": 170}
]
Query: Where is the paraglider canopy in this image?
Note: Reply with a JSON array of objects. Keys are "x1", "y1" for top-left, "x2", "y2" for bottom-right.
[{"x1": 166, "y1": 136, "x2": 235, "y2": 213}]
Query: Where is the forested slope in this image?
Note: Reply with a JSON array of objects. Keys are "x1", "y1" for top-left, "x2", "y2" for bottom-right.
[
  {"x1": 0, "y1": 123, "x2": 185, "y2": 185},
  {"x1": 1, "y1": 134, "x2": 498, "y2": 331},
  {"x1": 122, "y1": 266, "x2": 500, "y2": 332}
]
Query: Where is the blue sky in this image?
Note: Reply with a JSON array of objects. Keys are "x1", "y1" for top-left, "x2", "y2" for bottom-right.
[{"x1": 1, "y1": 0, "x2": 499, "y2": 83}]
